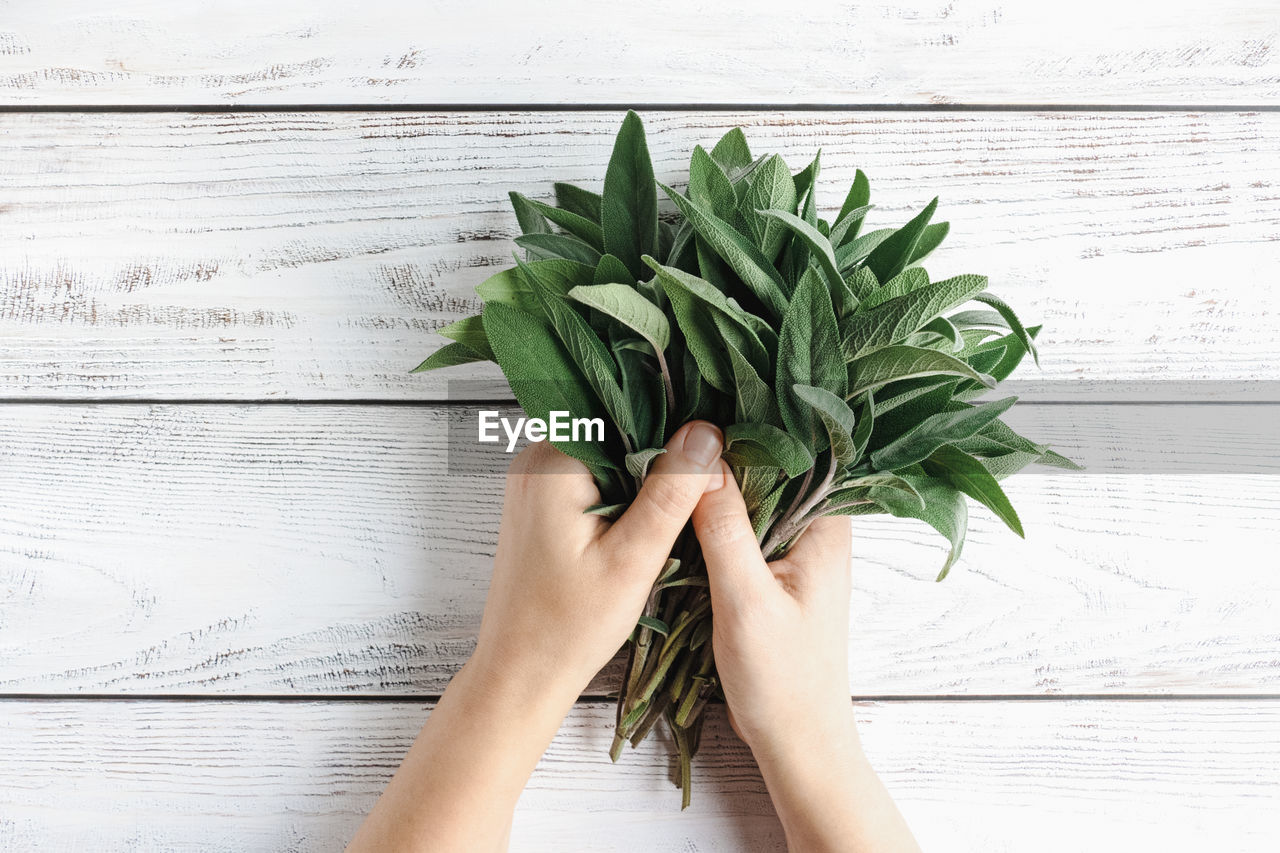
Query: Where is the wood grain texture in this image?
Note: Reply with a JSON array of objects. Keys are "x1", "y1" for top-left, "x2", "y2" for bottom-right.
[
  {"x1": 1, "y1": 111, "x2": 1277, "y2": 400},
  {"x1": 1, "y1": 699, "x2": 1277, "y2": 851},
  {"x1": 0, "y1": 1, "x2": 1276, "y2": 105},
  {"x1": 3, "y1": 403, "x2": 1277, "y2": 696}
]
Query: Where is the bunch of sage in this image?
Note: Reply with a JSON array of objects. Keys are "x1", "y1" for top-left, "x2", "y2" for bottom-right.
[{"x1": 415, "y1": 111, "x2": 1077, "y2": 807}]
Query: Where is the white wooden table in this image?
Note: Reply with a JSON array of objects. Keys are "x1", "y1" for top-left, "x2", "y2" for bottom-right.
[{"x1": 2, "y1": 2, "x2": 1279, "y2": 850}]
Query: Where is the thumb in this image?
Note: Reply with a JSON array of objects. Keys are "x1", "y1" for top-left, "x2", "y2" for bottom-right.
[
  {"x1": 692, "y1": 460, "x2": 777, "y2": 611},
  {"x1": 602, "y1": 421, "x2": 724, "y2": 572}
]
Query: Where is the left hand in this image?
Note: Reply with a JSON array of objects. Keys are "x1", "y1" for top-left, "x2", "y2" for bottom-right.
[{"x1": 470, "y1": 420, "x2": 725, "y2": 703}]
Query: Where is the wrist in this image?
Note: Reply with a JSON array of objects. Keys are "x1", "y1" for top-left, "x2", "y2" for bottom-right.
[
  {"x1": 462, "y1": 642, "x2": 584, "y2": 724},
  {"x1": 747, "y1": 701, "x2": 868, "y2": 787}
]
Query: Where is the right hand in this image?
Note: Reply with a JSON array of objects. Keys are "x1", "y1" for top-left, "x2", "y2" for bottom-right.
[{"x1": 691, "y1": 460, "x2": 856, "y2": 759}]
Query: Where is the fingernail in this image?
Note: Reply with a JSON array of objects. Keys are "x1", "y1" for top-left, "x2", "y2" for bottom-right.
[
  {"x1": 704, "y1": 460, "x2": 729, "y2": 493},
  {"x1": 681, "y1": 422, "x2": 722, "y2": 468}
]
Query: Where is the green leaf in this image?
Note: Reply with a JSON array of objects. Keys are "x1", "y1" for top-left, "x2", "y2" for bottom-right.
[
  {"x1": 602, "y1": 110, "x2": 659, "y2": 279},
  {"x1": 568, "y1": 284, "x2": 670, "y2": 353},
  {"x1": 727, "y1": 340, "x2": 779, "y2": 425},
  {"x1": 659, "y1": 182, "x2": 790, "y2": 320},
  {"x1": 828, "y1": 203, "x2": 873, "y2": 251},
  {"x1": 860, "y1": 267, "x2": 929, "y2": 312},
  {"x1": 741, "y1": 154, "x2": 798, "y2": 263},
  {"x1": 751, "y1": 482, "x2": 787, "y2": 539},
  {"x1": 980, "y1": 449, "x2": 1044, "y2": 481},
  {"x1": 688, "y1": 145, "x2": 737, "y2": 220},
  {"x1": 723, "y1": 423, "x2": 814, "y2": 478},
  {"x1": 476, "y1": 259, "x2": 595, "y2": 313},
  {"x1": 909, "y1": 221, "x2": 950, "y2": 266},
  {"x1": 637, "y1": 615, "x2": 670, "y2": 636},
  {"x1": 792, "y1": 384, "x2": 859, "y2": 462},
  {"x1": 710, "y1": 128, "x2": 753, "y2": 172},
  {"x1": 482, "y1": 301, "x2": 615, "y2": 474},
  {"x1": 435, "y1": 315, "x2": 493, "y2": 361},
  {"x1": 554, "y1": 182, "x2": 602, "y2": 222},
  {"x1": 826, "y1": 471, "x2": 923, "y2": 511},
  {"x1": 865, "y1": 197, "x2": 938, "y2": 282},
  {"x1": 626, "y1": 448, "x2": 666, "y2": 481},
  {"x1": 915, "y1": 316, "x2": 963, "y2": 352},
  {"x1": 841, "y1": 274, "x2": 989, "y2": 360},
  {"x1": 836, "y1": 227, "x2": 895, "y2": 272},
  {"x1": 585, "y1": 502, "x2": 628, "y2": 519},
  {"x1": 1038, "y1": 449, "x2": 1084, "y2": 471},
  {"x1": 973, "y1": 291, "x2": 1040, "y2": 366},
  {"x1": 852, "y1": 393, "x2": 875, "y2": 460},
  {"x1": 848, "y1": 345, "x2": 993, "y2": 399},
  {"x1": 871, "y1": 471, "x2": 968, "y2": 581},
  {"x1": 645, "y1": 257, "x2": 770, "y2": 378},
  {"x1": 410, "y1": 341, "x2": 486, "y2": 373},
  {"x1": 515, "y1": 232, "x2": 603, "y2": 266},
  {"x1": 518, "y1": 258, "x2": 636, "y2": 445},
  {"x1": 833, "y1": 170, "x2": 870, "y2": 245},
  {"x1": 870, "y1": 396, "x2": 1018, "y2": 471},
  {"x1": 754, "y1": 207, "x2": 856, "y2": 315},
  {"x1": 513, "y1": 192, "x2": 605, "y2": 250},
  {"x1": 509, "y1": 191, "x2": 551, "y2": 235},
  {"x1": 778, "y1": 268, "x2": 846, "y2": 450},
  {"x1": 924, "y1": 444, "x2": 1024, "y2": 537},
  {"x1": 594, "y1": 253, "x2": 634, "y2": 286}
]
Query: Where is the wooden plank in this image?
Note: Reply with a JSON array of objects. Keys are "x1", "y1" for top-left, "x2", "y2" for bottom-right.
[
  {"x1": 2, "y1": 403, "x2": 1278, "y2": 696},
  {"x1": 1, "y1": 699, "x2": 1276, "y2": 851},
  {"x1": 0, "y1": 1, "x2": 1276, "y2": 105},
  {"x1": 1, "y1": 111, "x2": 1277, "y2": 400}
]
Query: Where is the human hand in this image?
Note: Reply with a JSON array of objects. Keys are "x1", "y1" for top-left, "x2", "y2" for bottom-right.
[
  {"x1": 471, "y1": 420, "x2": 725, "y2": 705},
  {"x1": 691, "y1": 465, "x2": 920, "y2": 852},
  {"x1": 691, "y1": 461, "x2": 855, "y2": 757}
]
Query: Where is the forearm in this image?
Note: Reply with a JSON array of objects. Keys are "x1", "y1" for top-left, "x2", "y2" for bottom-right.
[
  {"x1": 346, "y1": 652, "x2": 578, "y2": 853},
  {"x1": 752, "y1": 710, "x2": 921, "y2": 853}
]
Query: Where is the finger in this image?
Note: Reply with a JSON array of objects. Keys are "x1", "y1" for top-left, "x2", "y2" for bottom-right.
[
  {"x1": 504, "y1": 439, "x2": 601, "y2": 514},
  {"x1": 776, "y1": 515, "x2": 852, "y2": 595},
  {"x1": 692, "y1": 460, "x2": 777, "y2": 611},
  {"x1": 601, "y1": 421, "x2": 724, "y2": 572}
]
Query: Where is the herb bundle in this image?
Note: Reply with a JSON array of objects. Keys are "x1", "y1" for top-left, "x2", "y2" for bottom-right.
[{"x1": 416, "y1": 112, "x2": 1077, "y2": 806}]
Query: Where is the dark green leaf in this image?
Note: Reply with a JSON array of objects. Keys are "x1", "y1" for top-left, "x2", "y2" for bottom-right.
[
  {"x1": 710, "y1": 128, "x2": 753, "y2": 172},
  {"x1": 741, "y1": 155, "x2": 797, "y2": 263},
  {"x1": 688, "y1": 145, "x2": 737, "y2": 220},
  {"x1": 870, "y1": 471, "x2": 968, "y2": 581},
  {"x1": 908, "y1": 221, "x2": 949, "y2": 266},
  {"x1": 727, "y1": 340, "x2": 779, "y2": 425},
  {"x1": 834, "y1": 170, "x2": 870, "y2": 244},
  {"x1": 848, "y1": 344, "x2": 992, "y2": 399},
  {"x1": 602, "y1": 110, "x2": 659, "y2": 279},
  {"x1": 482, "y1": 301, "x2": 615, "y2": 474},
  {"x1": 841, "y1": 274, "x2": 989, "y2": 360},
  {"x1": 659, "y1": 182, "x2": 789, "y2": 319},
  {"x1": 860, "y1": 267, "x2": 929, "y2": 312},
  {"x1": 515, "y1": 232, "x2": 603, "y2": 265},
  {"x1": 754, "y1": 207, "x2": 856, "y2": 315},
  {"x1": 435, "y1": 315, "x2": 494, "y2": 361},
  {"x1": 723, "y1": 423, "x2": 814, "y2": 478},
  {"x1": 778, "y1": 268, "x2": 846, "y2": 449},
  {"x1": 865, "y1": 197, "x2": 938, "y2": 282},
  {"x1": 792, "y1": 384, "x2": 859, "y2": 461},
  {"x1": 476, "y1": 258, "x2": 595, "y2": 313},
  {"x1": 554, "y1": 182, "x2": 602, "y2": 222},
  {"x1": 871, "y1": 396, "x2": 1018, "y2": 471},
  {"x1": 410, "y1": 341, "x2": 486, "y2": 373},
  {"x1": 836, "y1": 227, "x2": 895, "y2": 272},
  {"x1": 513, "y1": 192, "x2": 604, "y2": 250},
  {"x1": 973, "y1": 291, "x2": 1040, "y2": 366},
  {"x1": 509, "y1": 191, "x2": 550, "y2": 235},
  {"x1": 637, "y1": 616, "x2": 670, "y2": 635},
  {"x1": 924, "y1": 444, "x2": 1024, "y2": 537}
]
